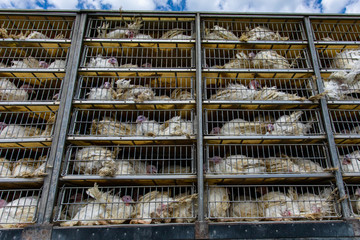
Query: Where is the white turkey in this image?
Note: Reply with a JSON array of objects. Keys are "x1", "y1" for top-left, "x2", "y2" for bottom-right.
[
  {"x1": 115, "y1": 79, "x2": 155, "y2": 102},
  {"x1": 333, "y1": 49, "x2": 360, "y2": 69},
  {"x1": 166, "y1": 193, "x2": 198, "y2": 223},
  {"x1": 171, "y1": 89, "x2": 193, "y2": 100},
  {"x1": 214, "y1": 51, "x2": 251, "y2": 69},
  {"x1": 135, "y1": 115, "x2": 161, "y2": 137},
  {"x1": 91, "y1": 117, "x2": 136, "y2": 136},
  {"x1": 206, "y1": 187, "x2": 230, "y2": 220},
  {"x1": 0, "y1": 78, "x2": 33, "y2": 101},
  {"x1": 87, "y1": 81, "x2": 117, "y2": 100},
  {"x1": 12, "y1": 158, "x2": 38, "y2": 178},
  {"x1": 266, "y1": 111, "x2": 312, "y2": 135},
  {"x1": 40, "y1": 115, "x2": 56, "y2": 137},
  {"x1": 254, "y1": 86, "x2": 307, "y2": 101},
  {"x1": 10, "y1": 57, "x2": 47, "y2": 69},
  {"x1": 160, "y1": 116, "x2": 194, "y2": 138},
  {"x1": 208, "y1": 155, "x2": 266, "y2": 175},
  {"x1": 322, "y1": 79, "x2": 350, "y2": 100},
  {"x1": 26, "y1": 31, "x2": 49, "y2": 39},
  {"x1": 328, "y1": 67, "x2": 360, "y2": 85},
  {"x1": 97, "y1": 19, "x2": 143, "y2": 39},
  {"x1": 230, "y1": 195, "x2": 261, "y2": 221},
  {"x1": 296, "y1": 192, "x2": 334, "y2": 220},
  {"x1": 61, "y1": 184, "x2": 134, "y2": 226},
  {"x1": 211, "y1": 118, "x2": 267, "y2": 136},
  {"x1": 259, "y1": 189, "x2": 300, "y2": 221},
  {"x1": 252, "y1": 50, "x2": 291, "y2": 69},
  {"x1": 349, "y1": 126, "x2": 360, "y2": 134},
  {"x1": 341, "y1": 151, "x2": 360, "y2": 172},
  {"x1": 0, "y1": 122, "x2": 42, "y2": 139},
  {"x1": 264, "y1": 156, "x2": 302, "y2": 173},
  {"x1": 209, "y1": 81, "x2": 261, "y2": 101},
  {"x1": 0, "y1": 158, "x2": 12, "y2": 177},
  {"x1": 160, "y1": 29, "x2": 192, "y2": 40},
  {"x1": 130, "y1": 191, "x2": 175, "y2": 224},
  {"x1": 86, "y1": 55, "x2": 119, "y2": 68},
  {"x1": 350, "y1": 188, "x2": 360, "y2": 215},
  {"x1": 291, "y1": 158, "x2": 325, "y2": 173},
  {"x1": 204, "y1": 25, "x2": 238, "y2": 41},
  {"x1": 73, "y1": 146, "x2": 117, "y2": 176},
  {"x1": 48, "y1": 60, "x2": 66, "y2": 69},
  {"x1": 0, "y1": 196, "x2": 38, "y2": 228},
  {"x1": 240, "y1": 26, "x2": 289, "y2": 41}
]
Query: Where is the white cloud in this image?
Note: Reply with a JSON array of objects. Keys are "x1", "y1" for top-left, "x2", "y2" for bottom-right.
[
  {"x1": 345, "y1": 0, "x2": 360, "y2": 13},
  {"x1": 185, "y1": 0, "x2": 322, "y2": 12},
  {"x1": 0, "y1": 0, "x2": 39, "y2": 9},
  {"x1": 100, "y1": 0, "x2": 156, "y2": 10},
  {"x1": 47, "y1": 0, "x2": 78, "y2": 9},
  {"x1": 321, "y1": 0, "x2": 349, "y2": 12}
]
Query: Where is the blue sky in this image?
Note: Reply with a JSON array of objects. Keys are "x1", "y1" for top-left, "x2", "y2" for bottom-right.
[{"x1": 0, "y1": 0, "x2": 359, "y2": 13}]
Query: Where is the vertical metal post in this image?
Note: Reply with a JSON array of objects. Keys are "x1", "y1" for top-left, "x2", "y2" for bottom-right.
[
  {"x1": 304, "y1": 17, "x2": 351, "y2": 218},
  {"x1": 36, "y1": 13, "x2": 87, "y2": 224},
  {"x1": 195, "y1": 13, "x2": 209, "y2": 239}
]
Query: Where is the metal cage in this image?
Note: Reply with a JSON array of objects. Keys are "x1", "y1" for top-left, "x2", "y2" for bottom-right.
[
  {"x1": 329, "y1": 109, "x2": 360, "y2": 136},
  {"x1": 0, "y1": 111, "x2": 56, "y2": 139},
  {"x1": 204, "y1": 109, "x2": 324, "y2": 136},
  {"x1": 80, "y1": 46, "x2": 194, "y2": 69},
  {"x1": 85, "y1": 17, "x2": 195, "y2": 40},
  {"x1": 62, "y1": 145, "x2": 196, "y2": 176},
  {"x1": 205, "y1": 144, "x2": 331, "y2": 175},
  {"x1": 202, "y1": 18, "x2": 306, "y2": 41},
  {"x1": 0, "y1": 46, "x2": 68, "y2": 70},
  {"x1": 74, "y1": 76, "x2": 195, "y2": 102},
  {"x1": 55, "y1": 184, "x2": 197, "y2": 225},
  {"x1": 0, "y1": 147, "x2": 50, "y2": 178},
  {"x1": 337, "y1": 145, "x2": 360, "y2": 175},
  {"x1": 203, "y1": 77, "x2": 316, "y2": 101},
  {"x1": 0, "y1": 77, "x2": 62, "y2": 102},
  {"x1": 0, "y1": 17, "x2": 74, "y2": 40},
  {"x1": 311, "y1": 19, "x2": 360, "y2": 42},
  {"x1": 69, "y1": 108, "x2": 195, "y2": 138},
  {"x1": 0, "y1": 188, "x2": 42, "y2": 228},
  {"x1": 345, "y1": 184, "x2": 360, "y2": 217},
  {"x1": 322, "y1": 77, "x2": 360, "y2": 102},
  {"x1": 203, "y1": 47, "x2": 311, "y2": 70},
  {"x1": 317, "y1": 46, "x2": 360, "y2": 70},
  {"x1": 206, "y1": 184, "x2": 340, "y2": 221}
]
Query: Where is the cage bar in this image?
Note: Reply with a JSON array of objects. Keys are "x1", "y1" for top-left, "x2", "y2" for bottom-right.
[
  {"x1": 329, "y1": 109, "x2": 360, "y2": 136},
  {"x1": 0, "y1": 111, "x2": 56, "y2": 139},
  {"x1": 55, "y1": 184, "x2": 197, "y2": 225},
  {"x1": 317, "y1": 46, "x2": 360, "y2": 70},
  {"x1": 0, "y1": 188, "x2": 42, "y2": 228},
  {"x1": 202, "y1": 19, "x2": 306, "y2": 41},
  {"x1": 62, "y1": 145, "x2": 196, "y2": 176},
  {"x1": 69, "y1": 109, "x2": 195, "y2": 138},
  {"x1": 85, "y1": 17, "x2": 194, "y2": 40},
  {"x1": 0, "y1": 17, "x2": 74, "y2": 40},
  {"x1": 203, "y1": 47, "x2": 311, "y2": 70},
  {"x1": 345, "y1": 184, "x2": 360, "y2": 217},
  {"x1": 0, "y1": 77, "x2": 62, "y2": 102},
  {"x1": 75, "y1": 76, "x2": 194, "y2": 102},
  {"x1": 337, "y1": 145, "x2": 360, "y2": 174},
  {"x1": 204, "y1": 77, "x2": 316, "y2": 101},
  {"x1": 205, "y1": 144, "x2": 331, "y2": 175},
  {"x1": 322, "y1": 77, "x2": 360, "y2": 102},
  {"x1": 80, "y1": 46, "x2": 194, "y2": 69},
  {"x1": 0, "y1": 147, "x2": 50, "y2": 178},
  {"x1": 0, "y1": 46, "x2": 68, "y2": 69},
  {"x1": 204, "y1": 109, "x2": 324, "y2": 136},
  {"x1": 311, "y1": 19, "x2": 360, "y2": 42},
  {"x1": 206, "y1": 184, "x2": 340, "y2": 222}
]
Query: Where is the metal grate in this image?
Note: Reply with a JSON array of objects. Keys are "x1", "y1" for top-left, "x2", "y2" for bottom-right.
[
  {"x1": 322, "y1": 77, "x2": 360, "y2": 101},
  {"x1": 345, "y1": 184, "x2": 360, "y2": 217},
  {"x1": 337, "y1": 145, "x2": 360, "y2": 174},
  {"x1": 0, "y1": 77, "x2": 62, "y2": 101},
  {"x1": 204, "y1": 109, "x2": 324, "y2": 136},
  {"x1": 0, "y1": 111, "x2": 56, "y2": 139},
  {"x1": 86, "y1": 17, "x2": 194, "y2": 39},
  {"x1": 204, "y1": 77, "x2": 316, "y2": 101},
  {"x1": 203, "y1": 47, "x2": 311, "y2": 70},
  {"x1": 55, "y1": 184, "x2": 197, "y2": 225},
  {"x1": 329, "y1": 109, "x2": 360, "y2": 135},
  {"x1": 202, "y1": 19, "x2": 306, "y2": 41},
  {"x1": 62, "y1": 145, "x2": 196, "y2": 176},
  {"x1": 75, "y1": 76, "x2": 194, "y2": 101},
  {"x1": 0, "y1": 188, "x2": 41, "y2": 228},
  {"x1": 69, "y1": 109, "x2": 195, "y2": 137},
  {"x1": 0, "y1": 46, "x2": 68, "y2": 69},
  {"x1": 317, "y1": 47, "x2": 360, "y2": 70},
  {"x1": 0, "y1": 18, "x2": 74, "y2": 40},
  {"x1": 0, "y1": 147, "x2": 50, "y2": 178},
  {"x1": 311, "y1": 20, "x2": 360, "y2": 42},
  {"x1": 80, "y1": 46, "x2": 194, "y2": 69},
  {"x1": 205, "y1": 144, "x2": 331, "y2": 175},
  {"x1": 206, "y1": 185, "x2": 340, "y2": 221}
]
